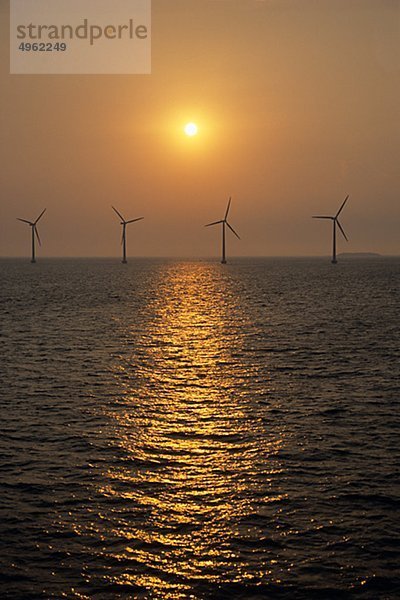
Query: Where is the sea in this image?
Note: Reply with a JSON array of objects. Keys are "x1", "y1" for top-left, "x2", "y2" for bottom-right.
[{"x1": 0, "y1": 257, "x2": 399, "y2": 600}]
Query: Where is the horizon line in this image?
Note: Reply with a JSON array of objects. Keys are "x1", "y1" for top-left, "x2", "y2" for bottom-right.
[{"x1": 0, "y1": 253, "x2": 392, "y2": 260}]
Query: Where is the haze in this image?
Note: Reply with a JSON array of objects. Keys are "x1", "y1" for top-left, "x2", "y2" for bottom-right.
[{"x1": 1, "y1": 0, "x2": 399, "y2": 258}]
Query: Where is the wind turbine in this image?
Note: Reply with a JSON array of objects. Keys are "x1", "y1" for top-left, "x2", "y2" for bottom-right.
[
  {"x1": 112, "y1": 206, "x2": 144, "y2": 264},
  {"x1": 313, "y1": 195, "x2": 349, "y2": 264},
  {"x1": 205, "y1": 197, "x2": 240, "y2": 264},
  {"x1": 17, "y1": 209, "x2": 46, "y2": 263}
]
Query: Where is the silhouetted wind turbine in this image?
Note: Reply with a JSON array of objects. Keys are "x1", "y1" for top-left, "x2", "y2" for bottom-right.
[
  {"x1": 205, "y1": 197, "x2": 240, "y2": 264},
  {"x1": 112, "y1": 206, "x2": 144, "y2": 264},
  {"x1": 313, "y1": 195, "x2": 349, "y2": 264},
  {"x1": 17, "y1": 209, "x2": 46, "y2": 263}
]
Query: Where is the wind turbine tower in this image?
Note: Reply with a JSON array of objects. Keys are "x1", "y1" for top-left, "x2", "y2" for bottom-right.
[
  {"x1": 17, "y1": 209, "x2": 46, "y2": 263},
  {"x1": 112, "y1": 206, "x2": 144, "y2": 264},
  {"x1": 313, "y1": 195, "x2": 349, "y2": 264},
  {"x1": 205, "y1": 197, "x2": 240, "y2": 264}
]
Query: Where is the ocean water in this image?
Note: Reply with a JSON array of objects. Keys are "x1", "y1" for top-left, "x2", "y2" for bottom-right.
[{"x1": 0, "y1": 257, "x2": 399, "y2": 600}]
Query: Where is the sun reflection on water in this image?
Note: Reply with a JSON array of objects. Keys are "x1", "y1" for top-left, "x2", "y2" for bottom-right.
[{"x1": 102, "y1": 263, "x2": 285, "y2": 597}]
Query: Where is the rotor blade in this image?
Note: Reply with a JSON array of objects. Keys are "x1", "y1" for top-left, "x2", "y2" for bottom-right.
[
  {"x1": 312, "y1": 216, "x2": 333, "y2": 219},
  {"x1": 335, "y1": 195, "x2": 349, "y2": 218},
  {"x1": 125, "y1": 217, "x2": 144, "y2": 224},
  {"x1": 121, "y1": 229, "x2": 125, "y2": 245},
  {"x1": 112, "y1": 206, "x2": 125, "y2": 221},
  {"x1": 17, "y1": 218, "x2": 33, "y2": 225},
  {"x1": 205, "y1": 220, "x2": 223, "y2": 227},
  {"x1": 34, "y1": 208, "x2": 46, "y2": 225},
  {"x1": 34, "y1": 226, "x2": 41, "y2": 246},
  {"x1": 224, "y1": 197, "x2": 232, "y2": 220},
  {"x1": 226, "y1": 221, "x2": 240, "y2": 240},
  {"x1": 336, "y1": 219, "x2": 348, "y2": 241}
]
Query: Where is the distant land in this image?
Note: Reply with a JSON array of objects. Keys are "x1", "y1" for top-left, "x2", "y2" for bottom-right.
[{"x1": 338, "y1": 252, "x2": 382, "y2": 258}]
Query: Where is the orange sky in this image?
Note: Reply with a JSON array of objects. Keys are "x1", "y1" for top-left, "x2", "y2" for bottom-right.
[{"x1": 0, "y1": 0, "x2": 399, "y2": 257}]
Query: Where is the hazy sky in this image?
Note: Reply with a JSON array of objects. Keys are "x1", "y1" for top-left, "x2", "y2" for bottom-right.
[{"x1": 1, "y1": 0, "x2": 399, "y2": 257}]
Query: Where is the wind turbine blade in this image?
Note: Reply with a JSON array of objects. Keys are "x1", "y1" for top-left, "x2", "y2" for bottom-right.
[
  {"x1": 34, "y1": 208, "x2": 46, "y2": 224},
  {"x1": 336, "y1": 195, "x2": 349, "y2": 218},
  {"x1": 312, "y1": 216, "x2": 333, "y2": 219},
  {"x1": 34, "y1": 226, "x2": 41, "y2": 246},
  {"x1": 112, "y1": 206, "x2": 125, "y2": 221},
  {"x1": 205, "y1": 220, "x2": 223, "y2": 227},
  {"x1": 125, "y1": 217, "x2": 144, "y2": 224},
  {"x1": 336, "y1": 219, "x2": 348, "y2": 241},
  {"x1": 224, "y1": 197, "x2": 232, "y2": 220},
  {"x1": 226, "y1": 221, "x2": 240, "y2": 239},
  {"x1": 17, "y1": 218, "x2": 33, "y2": 224}
]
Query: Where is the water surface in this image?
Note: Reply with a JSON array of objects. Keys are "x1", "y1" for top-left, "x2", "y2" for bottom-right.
[{"x1": 0, "y1": 258, "x2": 399, "y2": 599}]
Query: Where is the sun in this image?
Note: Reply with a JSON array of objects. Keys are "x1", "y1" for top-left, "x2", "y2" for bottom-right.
[{"x1": 184, "y1": 122, "x2": 198, "y2": 136}]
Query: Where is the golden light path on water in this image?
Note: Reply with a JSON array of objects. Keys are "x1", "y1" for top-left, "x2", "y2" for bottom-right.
[{"x1": 102, "y1": 263, "x2": 286, "y2": 598}]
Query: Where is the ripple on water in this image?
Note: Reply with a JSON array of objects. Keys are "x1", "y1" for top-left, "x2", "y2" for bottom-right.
[{"x1": 0, "y1": 258, "x2": 399, "y2": 599}]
